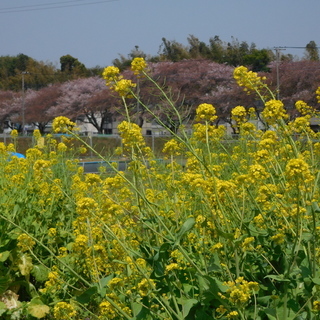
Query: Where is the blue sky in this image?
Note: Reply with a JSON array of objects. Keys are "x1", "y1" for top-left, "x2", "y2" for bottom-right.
[{"x1": 1, "y1": 0, "x2": 319, "y2": 68}]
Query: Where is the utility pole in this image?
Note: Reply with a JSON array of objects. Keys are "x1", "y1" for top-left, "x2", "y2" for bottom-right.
[
  {"x1": 274, "y1": 47, "x2": 286, "y2": 100},
  {"x1": 21, "y1": 71, "x2": 29, "y2": 136},
  {"x1": 21, "y1": 72, "x2": 26, "y2": 135}
]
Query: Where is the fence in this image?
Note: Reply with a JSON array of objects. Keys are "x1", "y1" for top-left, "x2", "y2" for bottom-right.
[{"x1": 0, "y1": 134, "x2": 173, "y2": 157}]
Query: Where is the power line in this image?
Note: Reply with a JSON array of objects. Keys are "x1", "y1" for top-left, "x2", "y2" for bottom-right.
[
  {"x1": 274, "y1": 46, "x2": 320, "y2": 49},
  {"x1": 0, "y1": 0, "x2": 87, "y2": 11},
  {"x1": 0, "y1": 0, "x2": 119, "y2": 14}
]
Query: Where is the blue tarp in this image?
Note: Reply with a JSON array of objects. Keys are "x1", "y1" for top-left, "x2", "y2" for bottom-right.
[{"x1": 9, "y1": 152, "x2": 26, "y2": 159}]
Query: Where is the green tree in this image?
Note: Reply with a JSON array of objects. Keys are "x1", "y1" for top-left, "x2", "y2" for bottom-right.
[
  {"x1": 305, "y1": 41, "x2": 319, "y2": 61},
  {"x1": 159, "y1": 37, "x2": 190, "y2": 62},
  {"x1": 243, "y1": 49, "x2": 272, "y2": 72},
  {"x1": 208, "y1": 36, "x2": 224, "y2": 63},
  {"x1": 0, "y1": 54, "x2": 58, "y2": 91},
  {"x1": 59, "y1": 54, "x2": 87, "y2": 78},
  {"x1": 187, "y1": 34, "x2": 211, "y2": 59}
]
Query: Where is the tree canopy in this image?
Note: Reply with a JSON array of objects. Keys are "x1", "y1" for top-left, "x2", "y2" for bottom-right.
[{"x1": 0, "y1": 36, "x2": 319, "y2": 134}]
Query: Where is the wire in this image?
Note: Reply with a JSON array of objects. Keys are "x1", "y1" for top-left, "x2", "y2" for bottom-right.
[
  {"x1": 0, "y1": 0, "x2": 119, "y2": 13},
  {"x1": 274, "y1": 46, "x2": 320, "y2": 49},
  {"x1": 0, "y1": 0, "x2": 87, "y2": 11}
]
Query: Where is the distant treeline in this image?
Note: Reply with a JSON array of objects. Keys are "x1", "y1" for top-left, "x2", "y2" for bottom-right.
[{"x1": 0, "y1": 35, "x2": 319, "y2": 91}]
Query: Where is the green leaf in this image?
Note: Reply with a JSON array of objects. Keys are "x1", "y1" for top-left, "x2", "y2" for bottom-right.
[
  {"x1": 263, "y1": 307, "x2": 277, "y2": 320},
  {"x1": 28, "y1": 298, "x2": 50, "y2": 319},
  {"x1": 76, "y1": 286, "x2": 97, "y2": 304},
  {"x1": 215, "y1": 228, "x2": 234, "y2": 240},
  {"x1": 131, "y1": 302, "x2": 143, "y2": 317},
  {"x1": 312, "y1": 202, "x2": 320, "y2": 213},
  {"x1": 207, "y1": 253, "x2": 222, "y2": 272},
  {"x1": 0, "y1": 301, "x2": 6, "y2": 316},
  {"x1": 197, "y1": 275, "x2": 228, "y2": 304},
  {"x1": 0, "y1": 276, "x2": 10, "y2": 295},
  {"x1": 174, "y1": 217, "x2": 195, "y2": 245},
  {"x1": 177, "y1": 297, "x2": 198, "y2": 318},
  {"x1": 301, "y1": 232, "x2": 313, "y2": 243},
  {"x1": 0, "y1": 251, "x2": 10, "y2": 262},
  {"x1": 31, "y1": 265, "x2": 49, "y2": 282},
  {"x1": 257, "y1": 295, "x2": 272, "y2": 306},
  {"x1": 96, "y1": 274, "x2": 114, "y2": 297}
]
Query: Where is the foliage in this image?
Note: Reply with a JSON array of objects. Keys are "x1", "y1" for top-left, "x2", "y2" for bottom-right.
[
  {"x1": 305, "y1": 41, "x2": 319, "y2": 61},
  {"x1": 0, "y1": 54, "x2": 58, "y2": 91},
  {"x1": 1, "y1": 58, "x2": 320, "y2": 320}
]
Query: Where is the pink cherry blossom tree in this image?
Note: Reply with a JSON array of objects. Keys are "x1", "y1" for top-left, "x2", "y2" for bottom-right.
[{"x1": 53, "y1": 77, "x2": 122, "y2": 133}]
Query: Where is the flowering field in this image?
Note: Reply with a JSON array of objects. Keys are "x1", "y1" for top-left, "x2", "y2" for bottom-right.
[{"x1": 1, "y1": 59, "x2": 320, "y2": 319}]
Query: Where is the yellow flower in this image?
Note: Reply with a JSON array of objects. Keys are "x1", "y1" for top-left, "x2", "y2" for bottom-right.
[
  {"x1": 192, "y1": 123, "x2": 226, "y2": 143},
  {"x1": 17, "y1": 233, "x2": 36, "y2": 252},
  {"x1": 231, "y1": 105, "x2": 247, "y2": 127},
  {"x1": 295, "y1": 100, "x2": 316, "y2": 117},
  {"x1": 48, "y1": 228, "x2": 57, "y2": 237},
  {"x1": 52, "y1": 116, "x2": 76, "y2": 133},
  {"x1": 99, "y1": 301, "x2": 117, "y2": 319},
  {"x1": 226, "y1": 311, "x2": 239, "y2": 318},
  {"x1": 57, "y1": 142, "x2": 68, "y2": 152},
  {"x1": 53, "y1": 302, "x2": 77, "y2": 320},
  {"x1": 137, "y1": 278, "x2": 155, "y2": 297},
  {"x1": 271, "y1": 233, "x2": 285, "y2": 244},
  {"x1": 131, "y1": 57, "x2": 147, "y2": 75},
  {"x1": 162, "y1": 139, "x2": 181, "y2": 156},
  {"x1": 211, "y1": 242, "x2": 223, "y2": 252},
  {"x1": 41, "y1": 269, "x2": 62, "y2": 293},
  {"x1": 240, "y1": 122, "x2": 257, "y2": 135},
  {"x1": 73, "y1": 234, "x2": 88, "y2": 251},
  {"x1": 216, "y1": 305, "x2": 227, "y2": 314},
  {"x1": 102, "y1": 66, "x2": 121, "y2": 84},
  {"x1": 285, "y1": 158, "x2": 313, "y2": 183},
  {"x1": 242, "y1": 237, "x2": 255, "y2": 251},
  {"x1": 165, "y1": 263, "x2": 180, "y2": 272},
  {"x1": 224, "y1": 277, "x2": 259, "y2": 306},
  {"x1": 313, "y1": 300, "x2": 320, "y2": 311},
  {"x1": 195, "y1": 103, "x2": 218, "y2": 122},
  {"x1": 108, "y1": 277, "x2": 123, "y2": 289},
  {"x1": 249, "y1": 164, "x2": 269, "y2": 181},
  {"x1": 10, "y1": 129, "x2": 18, "y2": 138},
  {"x1": 33, "y1": 129, "x2": 41, "y2": 139},
  {"x1": 117, "y1": 121, "x2": 151, "y2": 156},
  {"x1": 261, "y1": 99, "x2": 288, "y2": 125},
  {"x1": 316, "y1": 87, "x2": 320, "y2": 104},
  {"x1": 233, "y1": 66, "x2": 266, "y2": 94},
  {"x1": 113, "y1": 79, "x2": 136, "y2": 97},
  {"x1": 288, "y1": 116, "x2": 315, "y2": 136}
]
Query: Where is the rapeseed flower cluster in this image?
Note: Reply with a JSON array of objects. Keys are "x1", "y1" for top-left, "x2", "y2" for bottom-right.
[
  {"x1": 131, "y1": 57, "x2": 147, "y2": 75},
  {"x1": 231, "y1": 105, "x2": 247, "y2": 128},
  {"x1": 103, "y1": 64, "x2": 136, "y2": 97},
  {"x1": 233, "y1": 66, "x2": 266, "y2": 94},
  {"x1": 52, "y1": 116, "x2": 76, "y2": 133},
  {"x1": 102, "y1": 65, "x2": 121, "y2": 85},
  {"x1": 261, "y1": 99, "x2": 288, "y2": 125},
  {"x1": 117, "y1": 121, "x2": 152, "y2": 157},
  {"x1": 17, "y1": 233, "x2": 35, "y2": 252},
  {"x1": 113, "y1": 79, "x2": 136, "y2": 97},
  {"x1": 295, "y1": 100, "x2": 316, "y2": 117},
  {"x1": 223, "y1": 277, "x2": 259, "y2": 306},
  {"x1": 195, "y1": 103, "x2": 218, "y2": 122},
  {"x1": 162, "y1": 139, "x2": 182, "y2": 157},
  {"x1": 53, "y1": 302, "x2": 77, "y2": 320}
]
